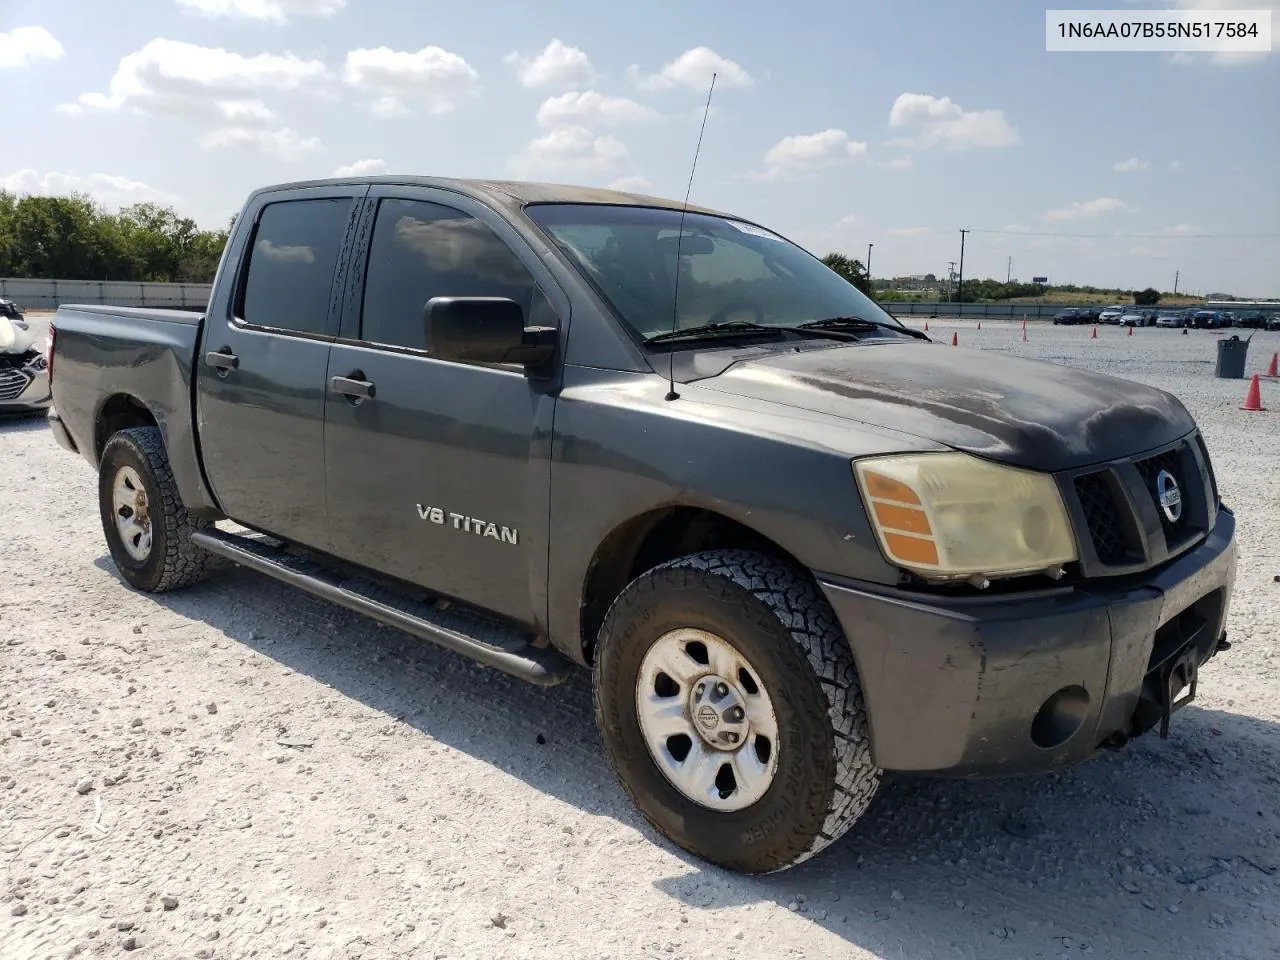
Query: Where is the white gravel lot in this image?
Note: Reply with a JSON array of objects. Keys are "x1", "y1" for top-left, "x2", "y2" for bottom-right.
[{"x1": 2, "y1": 319, "x2": 1279, "y2": 960}]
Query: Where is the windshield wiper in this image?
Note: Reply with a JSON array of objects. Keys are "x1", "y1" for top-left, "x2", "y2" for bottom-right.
[
  {"x1": 645, "y1": 320, "x2": 784, "y2": 344},
  {"x1": 797, "y1": 316, "x2": 932, "y2": 341}
]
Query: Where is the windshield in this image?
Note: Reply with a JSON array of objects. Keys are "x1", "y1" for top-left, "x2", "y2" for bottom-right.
[{"x1": 524, "y1": 203, "x2": 902, "y2": 342}]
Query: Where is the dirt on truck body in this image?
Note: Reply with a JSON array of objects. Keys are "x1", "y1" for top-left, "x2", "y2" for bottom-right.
[{"x1": 44, "y1": 175, "x2": 1237, "y2": 873}]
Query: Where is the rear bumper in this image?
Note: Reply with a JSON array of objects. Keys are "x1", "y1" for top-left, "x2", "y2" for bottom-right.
[
  {"x1": 817, "y1": 507, "x2": 1237, "y2": 777},
  {"x1": 48, "y1": 406, "x2": 78, "y2": 453}
]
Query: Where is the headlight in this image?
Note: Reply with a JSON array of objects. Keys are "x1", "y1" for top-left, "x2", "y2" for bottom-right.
[{"x1": 853, "y1": 452, "x2": 1077, "y2": 581}]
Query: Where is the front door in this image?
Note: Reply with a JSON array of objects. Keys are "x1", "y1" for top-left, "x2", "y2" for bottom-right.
[
  {"x1": 196, "y1": 186, "x2": 364, "y2": 551},
  {"x1": 323, "y1": 187, "x2": 563, "y2": 626}
]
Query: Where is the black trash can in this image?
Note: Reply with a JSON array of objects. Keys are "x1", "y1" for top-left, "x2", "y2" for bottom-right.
[{"x1": 1215, "y1": 335, "x2": 1250, "y2": 379}]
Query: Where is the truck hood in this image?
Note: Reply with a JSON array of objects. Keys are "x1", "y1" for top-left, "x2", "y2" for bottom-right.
[{"x1": 694, "y1": 341, "x2": 1194, "y2": 471}]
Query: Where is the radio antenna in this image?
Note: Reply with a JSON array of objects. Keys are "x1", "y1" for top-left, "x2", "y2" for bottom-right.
[{"x1": 664, "y1": 71, "x2": 717, "y2": 402}]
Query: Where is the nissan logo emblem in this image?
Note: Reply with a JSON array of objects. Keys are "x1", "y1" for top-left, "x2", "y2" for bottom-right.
[{"x1": 1155, "y1": 469, "x2": 1183, "y2": 523}]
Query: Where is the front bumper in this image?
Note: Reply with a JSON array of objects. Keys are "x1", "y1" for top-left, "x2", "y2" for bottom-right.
[
  {"x1": 0, "y1": 363, "x2": 50, "y2": 413},
  {"x1": 817, "y1": 507, "x2": 1237, "y2": 777}
]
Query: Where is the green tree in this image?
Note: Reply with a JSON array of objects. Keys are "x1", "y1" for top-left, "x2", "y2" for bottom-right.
[
  {"x1": 1133, "y1": 287, "x2": 1161, "y2": 306},
  {"x1": 820, "y1": 252, "x2": 871, "y2": 294}
]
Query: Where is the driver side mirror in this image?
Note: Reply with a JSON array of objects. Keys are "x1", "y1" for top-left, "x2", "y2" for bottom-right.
[{"x1": 423, "y1": 297, "x2": 557, "y2": 368}]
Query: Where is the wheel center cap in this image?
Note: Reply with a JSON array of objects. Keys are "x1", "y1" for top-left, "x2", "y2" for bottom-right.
[{"x1": 688, "y1": 674, "x2": 750, "y2": 750}]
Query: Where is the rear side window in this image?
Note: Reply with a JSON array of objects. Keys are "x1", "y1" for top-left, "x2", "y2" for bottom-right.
[
  {"x1": 359, "y1": 198, "x2": 538, "y2": 350},
  {"x1": 240, "y1": 197, "x2": 353, "y2": 336}
]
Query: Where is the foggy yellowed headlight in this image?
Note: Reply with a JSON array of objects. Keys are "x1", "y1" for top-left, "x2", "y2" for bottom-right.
[{"x1": 853, "y1": 453, "x2": 1077, "y2": 580}]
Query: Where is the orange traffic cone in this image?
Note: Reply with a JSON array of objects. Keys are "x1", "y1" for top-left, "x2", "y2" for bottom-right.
[
  {"x1": 1021, "y1": 326, "x2": 1028, "y2": 342},
  {"x1": 1240, "y1": 374, "x2": 1267, "y2": 411},
  {"x1": 951, "y1": 332, "x2": 959, "y2": 346},
  {"x1": 977, "y1": 320, "x2": 982, "y2": 330},
  {"x1": 1127, "y1": 326, "x2": 1133, "y2": 337},
  {"x1": 1265, "y1": 352, "x2": 1278, "y2": 378},
  {"x1": 924, "y1": 321, "x2": 929, "y2": 331},
  {"x1": 1091, "y1": 326, "x2": 1098, "y2": 339}
]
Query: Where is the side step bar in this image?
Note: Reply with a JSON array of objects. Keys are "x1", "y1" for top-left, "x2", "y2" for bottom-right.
[{"x1": 191, "y1": 528, "x2": 573, "y2": 687}]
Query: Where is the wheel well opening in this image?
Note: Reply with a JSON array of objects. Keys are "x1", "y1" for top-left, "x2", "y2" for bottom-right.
[
  {"x1": 579, "y1": 507, "x2": 803, "y2": 663},
  {"x1": 95, "y1": 395, "x2": 158, "y2": 463}
]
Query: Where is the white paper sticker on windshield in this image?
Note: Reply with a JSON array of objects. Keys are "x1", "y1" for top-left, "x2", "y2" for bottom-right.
[{"x1": 727, "y1": 221, "x2": 784, "y2": 242}]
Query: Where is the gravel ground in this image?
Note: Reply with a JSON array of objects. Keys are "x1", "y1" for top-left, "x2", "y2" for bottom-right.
[{"x1": 2, "y1": 319, "x2": 1278, "y2": 960}]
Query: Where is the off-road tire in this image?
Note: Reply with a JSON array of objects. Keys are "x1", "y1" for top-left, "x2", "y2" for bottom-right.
[
  {"x1": 593, "y1": 549, "x2": 881, "y2": 874},
  {"x1": 98, "y1": 426, "x2": 219, "y2": 593}
]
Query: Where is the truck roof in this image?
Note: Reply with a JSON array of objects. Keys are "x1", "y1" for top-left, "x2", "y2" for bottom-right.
[{"x1": 249, "y1": 176, "x2": 735, "y2": 219}]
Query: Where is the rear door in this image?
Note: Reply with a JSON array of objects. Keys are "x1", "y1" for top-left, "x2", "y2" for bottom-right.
[
  {"x1": 322, "y1": 185, "x2": 565, "y2": 626},
  {"x1": 196, "y1": 185, "x2": 365, "y2": 550}
]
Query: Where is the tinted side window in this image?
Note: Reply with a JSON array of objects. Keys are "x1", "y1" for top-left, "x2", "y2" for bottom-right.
[
  {"x1": 360, "y1": 198, "x2": 538, "y2": 350},
  {"x1": 240, "y1": 197, "x2": 353, "y2": 336}
]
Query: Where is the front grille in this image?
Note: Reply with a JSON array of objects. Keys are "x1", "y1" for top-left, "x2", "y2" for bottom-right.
[
  {"x1": 0, "y1": 367, "x2": 32, "y2": 401},
  {"x1": 1064, "y1": 434, "x2": 1211, "y2": 576},
  {"x1": 1134, "y1": 443, "x2": 1191, "y2": 543},
  {"x1": 1074, "y1": 472, "x2": 1128, "y2": 564}
]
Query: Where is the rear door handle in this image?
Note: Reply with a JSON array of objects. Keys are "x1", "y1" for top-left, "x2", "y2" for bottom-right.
[
  {"x1": 330, "y1": 374, "x2": 375, "y2": 400},
  {"x1": 205, "y1": 350, "x2": 239, "y2": 371}
]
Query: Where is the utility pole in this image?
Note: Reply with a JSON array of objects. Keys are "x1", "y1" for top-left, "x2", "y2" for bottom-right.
[
  {"x1": 1173, "y1": 270, "x2": 1180, "y2": 296},
  {"x1": 957, "y1": 229, "x2": 969, "y2": 304},
  {"x1": 1007, "y1": 256, "x2": 1012, "y2": 284},
  {"x1": 946, "y1": 261, "x2": 956, "y2": 301},
  {"x1": 866, "y1": 243, "x2": 874, "y2": 288}
]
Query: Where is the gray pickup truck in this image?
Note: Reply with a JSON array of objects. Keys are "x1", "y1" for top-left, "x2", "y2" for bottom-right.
[{"x1": 47, "y1": 176, "x2": 1237, "y2": 874}]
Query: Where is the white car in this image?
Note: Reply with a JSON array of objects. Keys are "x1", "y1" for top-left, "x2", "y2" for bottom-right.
[
  {"x1": 0, "y1": 316, "x2": 51, "y2": 416},
  {"x1": 1098, "y1": 306, "x2": 1125, "y2": 323}
]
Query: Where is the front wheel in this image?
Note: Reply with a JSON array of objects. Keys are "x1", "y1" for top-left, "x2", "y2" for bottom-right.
[{"x1": 593, "y1": 550, "x2": 882, "y2": 874}]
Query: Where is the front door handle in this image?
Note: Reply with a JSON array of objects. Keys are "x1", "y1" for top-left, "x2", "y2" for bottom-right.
[
  {"x1": 206, "y1": 349, "x2": 239, "y2": 371},
  {"x1": 330, "y1": 374, "x2": 376, "y2": 400}
]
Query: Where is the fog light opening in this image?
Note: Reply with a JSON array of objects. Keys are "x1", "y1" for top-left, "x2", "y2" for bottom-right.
[{"x1": 1031, "y1": 685, "x2": 1091, "y2": 750}]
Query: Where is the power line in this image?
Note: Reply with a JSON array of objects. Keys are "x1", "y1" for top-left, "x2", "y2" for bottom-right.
[{"x1": 968, "y1": 228, "x2": 1280, "y2": 240}]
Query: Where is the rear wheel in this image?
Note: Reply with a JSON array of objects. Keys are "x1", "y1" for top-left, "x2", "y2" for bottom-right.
[
  {"x1": 593, "y1": 549, "x2": 881, "y2": 874},
  {"x1": 98, "y1": 426, "x2": 219, "y2": 593}
]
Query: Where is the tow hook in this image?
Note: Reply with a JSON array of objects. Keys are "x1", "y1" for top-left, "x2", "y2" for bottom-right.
[{"x1": 1156, "y1": 646, "x2": 1200, "y2": 739}]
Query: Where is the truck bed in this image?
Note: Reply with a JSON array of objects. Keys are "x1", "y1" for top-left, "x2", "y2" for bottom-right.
[{"x1": 49, "y1": 303, "x2": 218, "y2": 517}]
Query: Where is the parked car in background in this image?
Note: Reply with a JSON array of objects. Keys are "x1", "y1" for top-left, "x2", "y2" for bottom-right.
[
  {"x1": 1119, "y1": 311, "x2": 1157, "y2": 327},
  {"x1": 1265, "y1": 314, "x2": 1280, "y2": 332},
  {"x1": 0, "y1": 298, "x2": 24, "y2": 321},
  {"x1": 1053, "y1": 308, "x2": 1084, "y2": 325},
  {"x1": 1098, "y1": 305, "x2": 1125, "y2": 323},
  {"x1": 0, "y1": 315, "x2": 51, "y2": 415},
  {"x1": 1234, "y1": 311, "x2": 1266, "y2": 329},
  {"x1": 1189, "y1": 310, "x2": 1227, "y2": 330},
  {"x1": 1155, "y1": 310, "x2": 1186, "y2": 328},
  {"x1": 1079, "y1": 307, "x2": 1101, "y2": 321}
]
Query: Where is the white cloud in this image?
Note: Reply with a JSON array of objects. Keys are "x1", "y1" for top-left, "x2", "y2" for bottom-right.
[
  {"x1": 371, "y1": 96, "x2": 410, "y2": 119},
  {"x1": 1153, "y1": 222, "x2": 1202, "y2": 236},
  {"x1": 880, "y1": 155, "x2": 913, "y2": 171},
  {"x1": 503, "y1": 39, "x2": 596, "y2": 89},
  {"x1": 1043, "y1": 197, "x2": 1134, "y2": 221},
  {"x1": 343, "y1": 45, "x2": 480, "y2": 117},
  {"x1": 748, "y1": 129, "x2": 868, "y2": 182},
  {"x1": 887, "y1": 226, "x2": 932, "y2": 237},
  {"x1": 1114, "y1": 157, "x2": 1149, "y2": 172},
  {"x1": 627, "y1": 46, "x2": 751, "y2": 91},
  {"x1": 0, "y1": 168, "x2": 177, "y2": 208},
  {"x1": 0, "y1": 26, "x2": 65, "y2": 68},
  {"x1": 73, "y1": 38, "x2": 327, "y2": 123},
  {"x1": 508, "y1": 126, "x2": 628, "y2": 179},
  {"x1": 888, "y1": 93, "x2": 1019, "y2": 150},
  {"x1": 835, "y1": 214, "x2": 858, "y2": 228},
  {"x1": 175, "y1": 0, "x2": 345, "y2": 22},
  {"x1": 333, "y1": 158, "x2": 388, "y2": 176},
  {"x1": 199, "y1": 127, "x2": 325, "y2": 161},
  {"x1": 1170, "y1": 160, "x2": 1182, "y2": 172},
  {"x1": 607, "y1": 175, "x2": 653, "y2": 193},
  {"x1": 536, "y1": 91, "x2": 660, "y2": 128}
]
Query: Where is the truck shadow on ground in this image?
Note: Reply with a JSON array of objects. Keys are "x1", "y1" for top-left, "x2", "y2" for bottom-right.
[
  {"x1": 100, "y1": 559, "x2": 1280, "y2": 960},
  {"x1": 0, "y1": 413, "x2": 50, "y2": 435}
]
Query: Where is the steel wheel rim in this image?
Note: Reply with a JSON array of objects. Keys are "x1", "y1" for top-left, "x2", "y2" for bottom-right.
[
  {"x1": 112, "y1": 465, "x2": 153, "y2": 562},
  {"x1": 635, "y1": 628, "x2": 780, "y2": 812}
]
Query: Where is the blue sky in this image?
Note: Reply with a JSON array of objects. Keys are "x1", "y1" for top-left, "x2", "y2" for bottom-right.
[{"x1": 3, "y1": 0, "x2": 1277, "y2": 295}]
